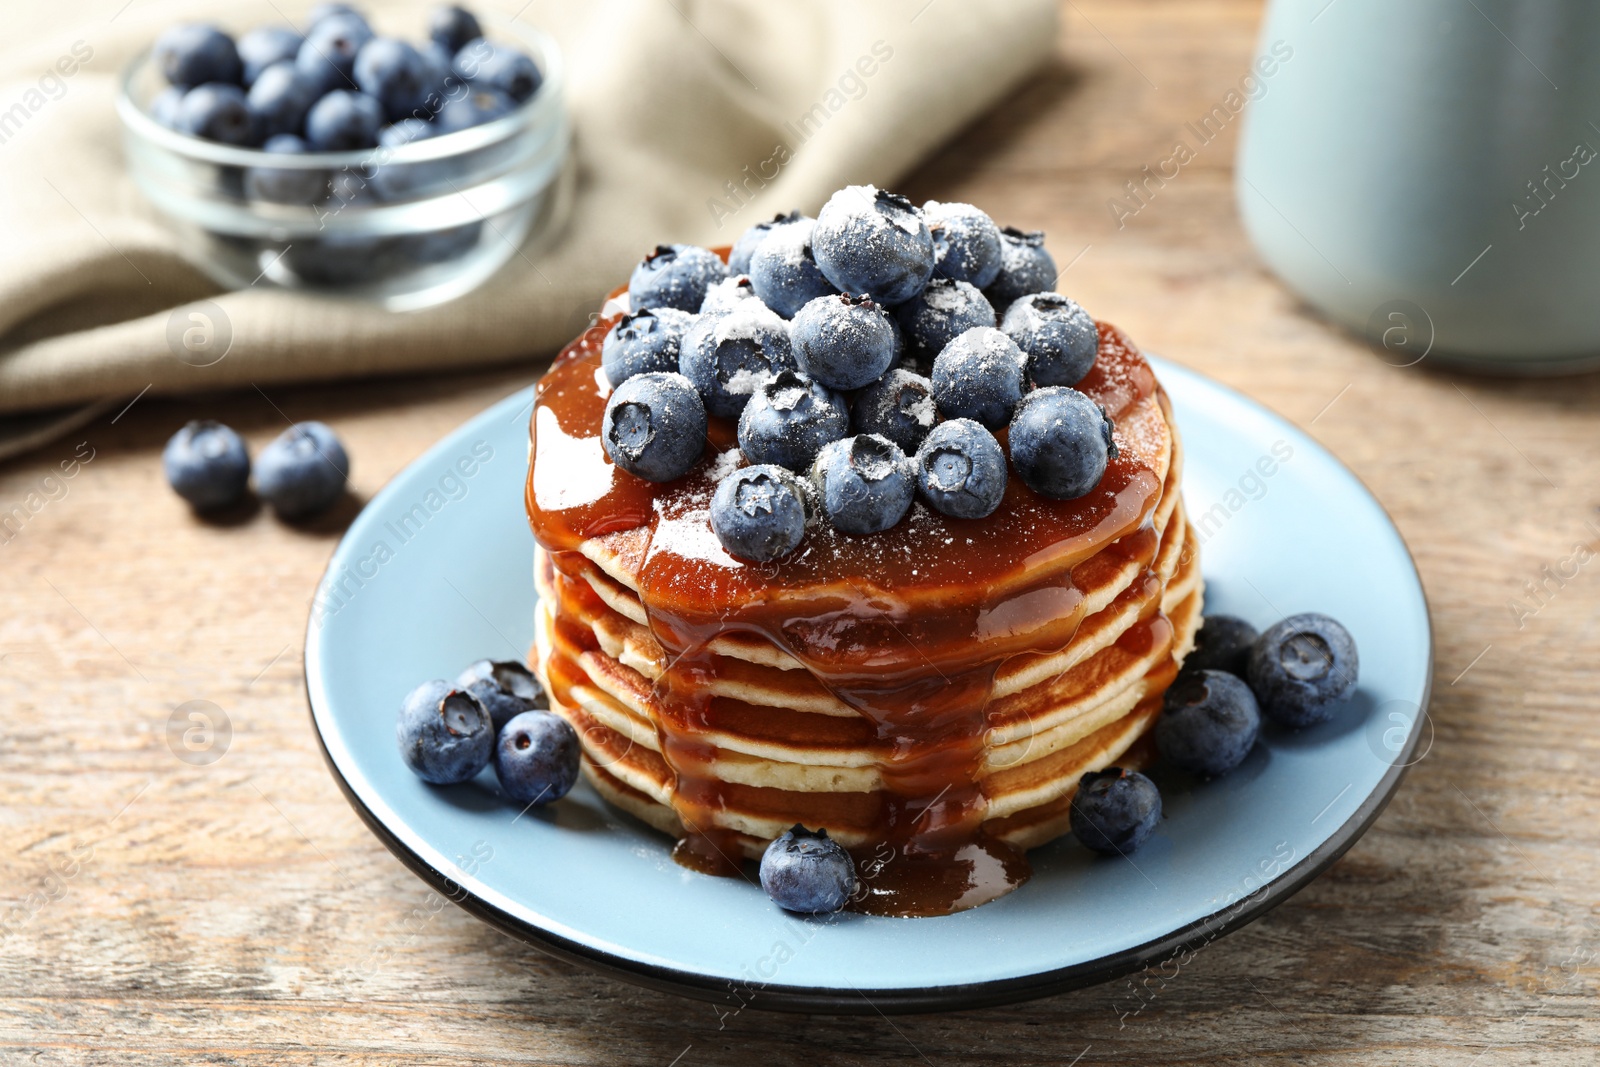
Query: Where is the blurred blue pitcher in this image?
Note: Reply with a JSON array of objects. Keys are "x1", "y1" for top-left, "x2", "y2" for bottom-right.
[{"x1": 1237, "y1": 0, "x2": 1600, "y2": 371}]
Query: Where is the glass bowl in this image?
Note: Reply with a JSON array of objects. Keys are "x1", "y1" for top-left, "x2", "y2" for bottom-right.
[{"x1": 116, "y1": 19, "x2": 570, "y2": 311}]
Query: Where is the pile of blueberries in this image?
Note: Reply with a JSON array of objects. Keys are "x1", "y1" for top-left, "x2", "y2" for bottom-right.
[
  {"x1": 1067, "y1": 610, "x2": 1360, "y2": 861},
  {"x1": 163, "y1": 419, "x2": 349, "y2": 518},
  {"x1": 396, "y1": 660, "x2": 581, "y2": 811},
  {"x1": 597, "y1": 186, "x2": 1115, "y2": 563},
  {"x1": 147, "y1": 4, "x2": 541, "y2": 280},
  {"x1": 149, "y1": 4, "x2": 538, "y2": 154}
]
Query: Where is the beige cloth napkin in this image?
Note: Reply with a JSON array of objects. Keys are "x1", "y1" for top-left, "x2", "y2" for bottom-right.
[{"x1": 0, "y1": 0, "x2": 1058, "y2": 456}]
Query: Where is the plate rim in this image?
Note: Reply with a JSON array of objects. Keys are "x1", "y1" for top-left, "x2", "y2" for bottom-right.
[{"x1": 304, "y1": 360, "x2": 1434, "y2": 1015}]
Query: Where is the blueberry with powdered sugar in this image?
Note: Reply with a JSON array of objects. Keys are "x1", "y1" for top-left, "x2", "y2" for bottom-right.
[
  {"x1": 600, "y1": 372, "x2": 707, "y2": 482},
  {"x1": 1003, "y1": 291, "x2": 1099, "y2": 388},
  {"x1": 747, "y1": 219, "x2": 839, "y2": 318},
  {"x1": 810, "y1": 434, "x2": 916, "y2": 535},
  {"x1": 924, "y1": 200, "x2": 1003, "y2": 288},
  {"x1": 628, "y1": 244, "x2": 728, "y2": 313},
  {"x1": 737, "y1": 370, "x2": 849, "y2": 473},
  {"x1": 791, "y1": 294, "x2": 898, "y2": 391},
  {"x1": 729, "y1": 210, "x2": 806, "y2": 274},
  {"x1": 850, "y1": 368, "x2": 936, "y2": 455},
  {"x1": 601, "y1": 307, "x2": 696, "y2": 387},
  {"x1": 930, "y1": 327, "x2": 1026, "y2": 430},
  {"x1": 915, "y1": 418, "x2": 1008, "y2": 520},
  {"x1": 710, "y1": 464, "x2": 811, "y2": 563},
  {"x1": 985, "y1": 227, "x2": 1057, "y2": 312},
  {"x1": 699, "y1": 274, "x2": 762, "y2": 314},
  {"x1": 1008, "y1": 386, "x2": 1116, "y2": 500},
  {"x1": 811, "y1": 186, "x2": 936, "y2": 305},
  {"x1": 677, "y1": 307, "x2": 797, "y2": 419},
  {"x1": 895, "y1": 278, "x2": 996, "y2": 364}
]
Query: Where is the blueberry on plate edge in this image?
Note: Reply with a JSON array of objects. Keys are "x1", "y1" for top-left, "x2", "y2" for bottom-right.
[
  {"x1": 1247, "y1": 613, "x2": 1359, "y2": 728},
  {"x1": 760, "y1": 825, "x2": 858, "y2": 914},
  {"x1": 1070, "y1": 767, "x2": 1162, "y2": 855},
  {"x1": 1156, "y1": 669, "x2": 1261, "y2": 778}
]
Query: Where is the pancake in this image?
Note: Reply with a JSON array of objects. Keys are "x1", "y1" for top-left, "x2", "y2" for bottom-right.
[{"x1": 526, "y1": 305, "x2": 1200, "y2": 915}]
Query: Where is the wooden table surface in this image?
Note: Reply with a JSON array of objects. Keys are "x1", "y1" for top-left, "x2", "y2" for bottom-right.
[{"x1": 5, "y1": 1, "x2": 1598, "y2": 1063}]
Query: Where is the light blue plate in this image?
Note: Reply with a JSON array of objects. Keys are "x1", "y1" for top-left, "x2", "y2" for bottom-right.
[{"x1": 305, "y1": 357, "x2": 1432, "y2": 1014}]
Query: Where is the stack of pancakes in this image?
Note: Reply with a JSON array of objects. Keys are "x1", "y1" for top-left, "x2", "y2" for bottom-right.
[{"x1": 529, "y1": 324, "x2": 1201, "y2": 869}]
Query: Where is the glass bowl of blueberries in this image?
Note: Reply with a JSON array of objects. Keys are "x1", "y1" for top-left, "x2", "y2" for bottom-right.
[{"x1": 116, "y1": 3, "x2": 570, "y2": 311}]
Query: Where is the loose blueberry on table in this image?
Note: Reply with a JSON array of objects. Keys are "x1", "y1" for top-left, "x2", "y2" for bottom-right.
[
  {"x1": 163, "y1": 420, "x2": 251, "y2": 511},
  {"x1": 254, "y1": 420, "x2": 349, "y2": 519}
]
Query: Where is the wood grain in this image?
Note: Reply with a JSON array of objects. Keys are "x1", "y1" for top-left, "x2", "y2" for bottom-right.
[{"x1": 3, "y1": 1, "x2": 1598, "y2": 1063}]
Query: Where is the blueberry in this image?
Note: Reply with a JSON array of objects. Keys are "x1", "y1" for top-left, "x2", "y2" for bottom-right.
[
  {"x1": 1070, "y1": 768, "x2": 1162, "y2": 855},
  {"x1": 416, "y1": 42, "x2": 457, "y2": 117},
  {"x1": 628, "y1": 244, "x2": 728, "y2": 314},
  {"x1": 304, "y1": 89, "x2": 383, "y2": 150},
  {"x1": 895, "y1": 278, "x2": 996, "y2": 363},
  {"x1": 396, "y1": 679, "x2": 493, "y2": 785},
  {"x1": 428, "y1": 5, "x2": 483, "y2": 56},
  {"x1": 399, "y1": 223, "x2": 483, "y2": 264},
  {"x1": 810, "y1": 434, "x2": 915, "y2": 535},
  {"x1": 321, "y1": 167, "x2": 379, "y2": 223},
  {"x1": 175, "y1": 84, "x2": 260, "y2": 146},
  {"x1": 154, "y1": 24, "x2": 241, "y2": 87},
  {"x1": 850, "y1": 368, "x2": 936, "y2": 454},
  {"x1": 601, "y1": 307, "x2": 696, "y2": 387},
  {"x1": 791, "y1": 294, "x2": 897, "y2": 391},
  {"x1": 296, "y1": 13, "x2": 374, "y2": 96},
  {"x1": 1008, "y1": 386, "x2": 1116, "y2": 499},
  {"x1": 737, "y1": 370, "x2": 848, "y2": 472},
  {"x1": 436, "y1": 87, "x2": 515, "y2": 131},
  {"x1": 354, "y1": 38, "x2": 432, "y2": 122},
  {"x1": 915, "y1": 418, "x2": 1007, "y2": 519},
  {"x1": 1246, "y1": 613, "x2": 1359, "y2": 728},
  {"x1": 677, "y1": 308, "x2": 796, "y2": 419},
  {"x1": 1004, "y1": 292, "x2": 1098, "y2": 388},
  {"x1": 237, "y1": 26, "x2": 304, "y2": 87},
  {"x1": 149, "y1": 86, "x2": 186, "y2": 128},
  {"x1": 929, "y1": 326, "x2": 1025, "y2": 430},
  {"x1": 494, "y1": 710, "x2": 581, "y2": 806},
  {"x1": 985, "y1": 227, "x2": 1057, "y2": 312},
  {"x1": 728, "y1": 210, "x2": 805, "y2": 274},
  {"x1": 710, "y1": 464, "x2": 811, "y2": 562},
  {"x1": 245, "y1": 134, "x2": 329, "y2": 204},
  {"x1": 601, "y1": 372, "x2": 707, "y2": 482},
  {"x1": 1184, "y1": 615, "x2": 1260, "y2": 678},
  {"x1": 1156, "y1": 669, "x2": 1261, "y2": 777},
  {"x1": 760, "y1": 825, "x2": 857, "y2": 914},
  {"x1": 254, "y1": 421, "x2": 349, "y2": 518},
  {"x1": 747, "y1": 218, "x2": 840, "y2": 318},
  {"x1": 923, "y1": 200, "x2": 1003, "y2": 288},
  {"x1": 457, "y1": 658, "x2": 547, "y2": 732},
  {"x1": 698, "y1": 275, "x2": 762, "y2": 314},
  {"x1": 306, "y1": 3, "x2": 368, "y2": 29},
  {"x1": 811, "y1": 185, "x2": 935, "y2": 305},
  {"x1": 369, "y1": 117, "x2": 440, "y2": 198},
  {"x1": 246, "y1": 61, "x2": 319, "y2": 140},
  {"x1": 284, "y1": 235, "x2": 390, "y2": 283},
  {"x1": 453, "y1": 39, "x2": 541, "y2": 103},
  {"x1": 163, "y1": 421, "x2": 250, "y2": 511}
]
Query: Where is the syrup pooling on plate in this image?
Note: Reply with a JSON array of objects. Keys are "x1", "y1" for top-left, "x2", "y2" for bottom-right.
[{"x1": 528, "y1": 308, "x2": 1170, "y2": 915}]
